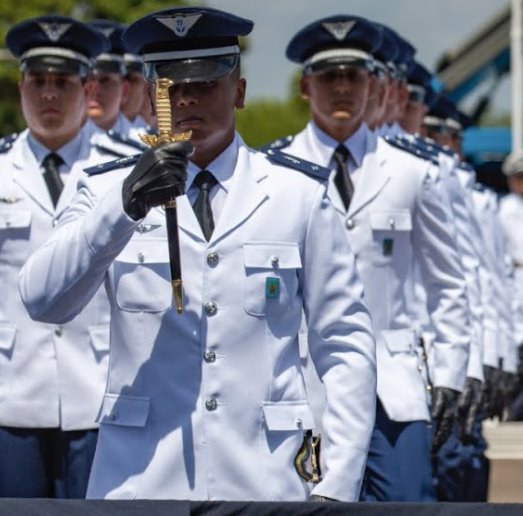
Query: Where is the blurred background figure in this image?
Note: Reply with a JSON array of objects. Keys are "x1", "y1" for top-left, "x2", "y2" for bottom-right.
[
  {"x1": 499, "y1": 151, "x2": 523, "y2": 421},
  {"x1": 0, "y1": 15, "x2": 112, "y2": 499},
  {"x1": 88, "y1": 20, "x2": 132, "y2": 135},
  {"x1": 120, "y1": 45, "x2": 150, "y2": 130}
]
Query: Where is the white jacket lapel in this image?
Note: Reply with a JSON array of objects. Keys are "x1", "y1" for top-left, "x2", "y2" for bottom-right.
[
  {"x1": 12, "y1": 134, "x2": 55, "y2": 215},
  {"x1": 348, "y1": 133, "x2": 390, "y2": 217},
  {"x1": 210, "y1": 147, "x2": 269, "y2": 244}
]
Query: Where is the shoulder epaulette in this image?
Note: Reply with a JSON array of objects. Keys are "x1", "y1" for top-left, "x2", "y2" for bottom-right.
[
  {"x1": 84, "y1": 153, "x2": 141, "y2": 176},
  {"x1": 384, "y1": 135, "x2": 438, "y2": 165},
  {"x1": 258, "y1": 135, "x2": 294, "y2": 153},
  {"x1": 107, "y1": 130, "x2": 148, "y2": 152},
  {"x1": 264, "y1": 149, "x2": 330, "y2": 180},
  {"x1": 0, "y1": 133, "x2": 18, "y2": 154},
  {"x1": 417, "y1": 136, "x2": 456, "y2": 158},
  {"x1": 94, "y1": 144, "x2": 126, "y2": 159}
]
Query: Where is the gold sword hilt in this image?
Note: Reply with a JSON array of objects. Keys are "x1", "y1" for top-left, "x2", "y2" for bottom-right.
[
  {"x1": 139, "y1": 77, "x2": 191, "y2": 313},
  {"x1": 139, "y1": 78, "x2": 192, "y2": 148}
]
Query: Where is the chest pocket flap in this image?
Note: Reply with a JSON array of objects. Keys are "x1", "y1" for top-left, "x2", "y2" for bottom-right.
[
  {"x1": 0, "y1": 210, "x2": 31, "y2": 229},
  {"x1": 244, "y1": 241, "x2": 302, "y2": 269},
  {"x1": 115, "y1": 238, "x2": 169, "y2": 264},
  {"x1": 114, "y1": 238, "x2": 171, "y2": 312},
  {"x1": 97, "y1": 393, "x2": 150, "y2": 427},
  {"x1": 370, "y1": 210, "x2": 412, "y2": 231},
  {"x1": 263, "y1": 400, "x2": 315, "y2": 431}
]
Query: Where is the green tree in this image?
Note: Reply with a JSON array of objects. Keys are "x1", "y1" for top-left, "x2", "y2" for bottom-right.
[{"x1": 237, "y1": 70, "x2": 311, "y2": 148}]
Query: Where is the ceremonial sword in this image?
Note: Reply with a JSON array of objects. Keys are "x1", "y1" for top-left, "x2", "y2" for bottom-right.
[{"x1": 139, "y1": 78, "x2": 191, "y2": 314}]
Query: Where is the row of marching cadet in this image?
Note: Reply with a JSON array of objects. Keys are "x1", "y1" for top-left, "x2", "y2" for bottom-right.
[{"x1": 1, "y1": 6, "x2": 523, "y2": 505}]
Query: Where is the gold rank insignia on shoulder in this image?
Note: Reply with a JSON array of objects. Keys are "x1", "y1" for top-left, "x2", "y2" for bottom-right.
[{"x1": 294, "y1": 429, "x2": 322, "y2": 484}]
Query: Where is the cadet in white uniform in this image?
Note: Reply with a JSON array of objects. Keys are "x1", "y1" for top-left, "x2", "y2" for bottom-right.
[
  {"x1": 419, "y1": 95, "x2": 491, "y2": 502},
  {"x1": 271, "y1": 15, "x2": 470, "y2": 501},
  {"x1": 20, "y1": 7, "x2": 377, "y2": 502},
  {"x1": 500, "y1": 152, "x2": 523, "y2": 334},
  {"x1": 87, "y1": 20, "x2": 148, "y2": 161},
  {"x1": 0, "y1": 16, "x2": 113, "y2": 498},
  {"x1": 499, "y1": 152, "x2": 523, "y2": 419},
  {"x1": 88, "y1": 20, "x2": 138, "y2": 138},
  {"x1": 121, "y1": 52, "x2": 149, "y2": 131}
]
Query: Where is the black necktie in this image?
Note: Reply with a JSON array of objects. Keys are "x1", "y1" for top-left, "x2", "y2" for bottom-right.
[
  {"x1": 41, "y1": 152, "x2": 64, "y2": 207},
  {"x1": 192, "y1": 170, "x2": 218, "y2": 241},
  {"x1": 332, "y1": 144, "x2": 354, "y2": 210}
]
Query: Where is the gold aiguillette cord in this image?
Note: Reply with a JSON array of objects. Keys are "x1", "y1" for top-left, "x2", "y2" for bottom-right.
[{"x1": 139, "y1": 78, "x2": 191, "y2": 313}]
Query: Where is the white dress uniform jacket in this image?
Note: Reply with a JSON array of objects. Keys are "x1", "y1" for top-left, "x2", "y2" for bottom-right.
[
  {"x1": 0, "y1": 121, "x2": 113, "y2": 430},
  {"x1": 499, "y1": 193, "x2": 523, "y2": 348},
  {"x1": 456, "y1": 166, "x2": 499, "y2": 370},
  {"x1": 285, "y1": 122, "x2": 470, "y2": 423},
  {"x1": 499, "y1": 193, "x2": 523, "y2": 302},
  {"x1": 425, "y1": 147, "x2": 484, "y2": 382},
  {"x1": 19, "y1": 134, "x2": 377, "y2": 502},
  {"x1": 473, "y1": 187, "x2": 517, "y2": 372}
]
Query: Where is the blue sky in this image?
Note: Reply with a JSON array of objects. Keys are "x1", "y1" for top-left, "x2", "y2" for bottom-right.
[{"x1": 205, "y1": 0, "x2": 511, "y2": 112}]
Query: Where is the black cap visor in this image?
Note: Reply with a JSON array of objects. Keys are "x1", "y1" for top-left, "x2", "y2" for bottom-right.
[
  {"x1": 145, "y1": 54, "x2": 238, "y2": 83},
  {"x1": 407, "y1": 85, "x2": 426, "y2": 104},
  {"x1": 305, "y1": 57, "x2": 374, "y2": 76},
  {"x1": 21, "y1": 55, "x2": 90, "y2": 77},
  {"x1": 126, "y1": 62, "x2": 145, "y2": 76},
  {"x1": 423, "y1": 117, "x2": 449, "y2": 134},
  {"x1": 93, "y1": 59, "x2": 127, "y2": 77}
]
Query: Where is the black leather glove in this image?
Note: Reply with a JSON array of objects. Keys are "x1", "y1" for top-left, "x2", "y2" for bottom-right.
[
  {"x1": 517, "y1": 344, "x2": 523, "y2": 382},
  {"x1": 481, "y1": 365, "x2": 497, "y2": 419},
  {"x1": 456, "y1": 377, "x2": 482, "y2": 444},
  {"x1": 482, "y1": 364, "x2": 504, "y2": 420},
  {"x1": 309, "y1": 495, "x2": 338, "y2": 502},
  {"x1": 431, "y1": 386, "x2": 460, "y2": 453},
  {"x1": 122, "y1": 140, "x2": 194, "y2": 220},
  {"x1": 501, "y1": 370, "x2": 519, "y2": 404}
]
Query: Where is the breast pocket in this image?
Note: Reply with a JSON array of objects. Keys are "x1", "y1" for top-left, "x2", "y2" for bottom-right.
[
  {"x1": 243, "y1": 242, "x2": 302, "y2": 316},
  {"x1": 369, "y1": 210, "x2": 412, "y2": 266},
  {"x1": 114, "y1": 239, "x2": 171, "y2": 312}
]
